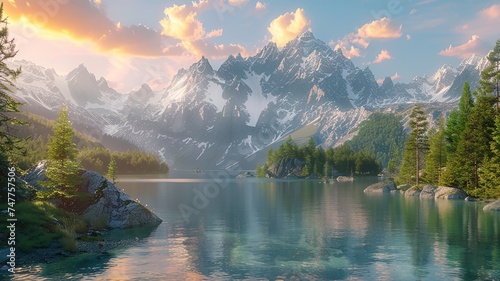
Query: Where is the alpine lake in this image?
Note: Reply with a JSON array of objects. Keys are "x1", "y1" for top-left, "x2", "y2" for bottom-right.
[{"x1": 10, "y1": 171, "x2": 500, "y2": 280}]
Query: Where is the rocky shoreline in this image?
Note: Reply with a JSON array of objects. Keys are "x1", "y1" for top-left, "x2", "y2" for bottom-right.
[
  {"x1": 1, "y1": 231, "x2": 135, "y2": 272},
  {"x1": 363, "y1": 180, "x2": 500, "y2": 212}
]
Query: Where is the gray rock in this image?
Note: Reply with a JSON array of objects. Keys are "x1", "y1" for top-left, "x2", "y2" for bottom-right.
[
  {"x1": 364, "y1": 181, "x2": 396, "y2": 193},
  {"x1": 420, "y1": 185, "x2": 438, "y2": 199},
  {"x1": 269, "y1": 157, "x2": 305, "y2": 178},
  {"x1": 434, "y1": 186, "x2": 467, "y2": 200},
  {"x1": 236, "y1": 171, "x2": 254, "y2": 179},
  {"x1": 337, "y1": 176, "x2": 354, "y2": 182},
  {"x1": 22, "y1": 161, "x2": 162, "y2": 229},
  {"x1": 483, "y1": 200, "x2": 500, "y2": 212},
  {"x1": 405, "y1": 186, "x2": 421, "y2": 197}
]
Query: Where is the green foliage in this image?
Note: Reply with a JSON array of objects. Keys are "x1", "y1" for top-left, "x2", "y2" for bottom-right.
[
  {"x1": 107, "y1": 156, "x2": 117, "y2": 184},
  {"x1": 257, "y1": 136, "x2": 381, "y2": 178},
  {"x1": 443, "y1": 92, "x2": 495, "y2": 190},
  {"x1": 0, "y1": 3, "x2": 24, "y2": 183},
  {"x1": 40, "y1": 106, "x2": 83, "y2": 203},
  {"x1": 445, "y1": 82, "x2": 474, "y2": 154},
  {"x1": 345, "y1": 112, "x2": 406, "y2": 168},
  {"x1": 398, "y1": 105, "x2": 428, "y2": 186},
  {"x1": 0, "y1": 201, "x2": 86, "y2": 252},
  {"x1": 479, "y1": 117, "x2": 500, "y2": 199},
  {"x1": 423, "y1": 115, "x2": 447, "y2": 185},
  {"x1": 78, "y1": 146, "x2": 168, "y2": 175},
  {"x1": 479, "y1": 39, "x2": 500, "y2": 116}
]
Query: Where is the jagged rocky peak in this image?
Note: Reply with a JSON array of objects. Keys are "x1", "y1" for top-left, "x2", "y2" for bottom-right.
[
  {"x1": 190, "y1": 56, "x2": 214, "y2": 76},
  {"x1": 458, "y1": 53, "x2": 488, "y2": 72},
  {"x1": 129, "y1": 83, "x2": 154, "y2": 103},
  {"x1": 283, "y1": 30, "x2": 333, "y2": 57},
  {"x1": 256, "y1": 42, "x2": 279, "y2": 59},
  {"x1": 380, "y1": 77, "x2": 394, "y2": 89}
]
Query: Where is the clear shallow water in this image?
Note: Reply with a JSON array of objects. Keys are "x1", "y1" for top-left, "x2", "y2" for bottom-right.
[{"x1": 11, "y1": 173, "x2": 500, "y2": 280}]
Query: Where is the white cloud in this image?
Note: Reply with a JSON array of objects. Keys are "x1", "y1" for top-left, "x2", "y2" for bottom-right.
[
  {"x1": 358, "y1": 18, "x2": 402, "y2": 39},
  {"x1": 268, "y1": 8, "x2": 311, "y2": 48}
]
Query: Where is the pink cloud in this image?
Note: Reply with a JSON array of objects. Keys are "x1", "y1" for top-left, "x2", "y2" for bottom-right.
[
  {"x1": 373, "y1": 50, "x2": 392, "y2": 64},
  {"x1": 228, "y1": 0, "x2": 249, "y2": 7},
  {"x1": 255, "y1": 1, "x2": 267, "y2": 15},
  {"x1": 268, "y1": 8, "x2": 311, "y2": 48},
  {"x1": 377, "y1": 73, "x2": 400, "y2": 84},
  {"x1": 439, "y1": 35, "x2": 490, "y2": 58},
  {"x1": 480, "y1": 4, "x2": 500, "y2": 19}
]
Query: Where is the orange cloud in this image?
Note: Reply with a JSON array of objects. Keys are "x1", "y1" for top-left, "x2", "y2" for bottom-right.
[
  {"x1": 159, "y1": 1, "x2": 249, "y2": 59},
  {"x1": 3, "y1": 0, "x2": 165, "y2": 57},
  {"x1": 330, "y1": 40, "x2": 362, "y2": 59},
  {"x1": 358, "y1": 18, "x2": 402, "y2": 39},
  {"x1": 332, "y1": 17, "x2": 401, "y2": 59},
  {"x1": 373, "y1": 50, "x2": 392, "y2": 63},
  {"x1": 160, "y1": 4, "x2": 205, "y2": 42},
  {"x1": 439, "y1": 35, "x2": 490, "y2": 58},
  {"x1": 377, "y1": 73, "x2": 400, "y2": 84},
  {"x1": 268, "y1": 8, "x2": 311, "y2": 48}
]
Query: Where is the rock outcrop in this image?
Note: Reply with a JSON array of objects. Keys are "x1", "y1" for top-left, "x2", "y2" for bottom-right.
[
  {"x1": 483, "y1": 200, "x2": 500, "y2": 212},
  {"x1": 363, "y1": 181, "x2": 396, "y2": 193},
  {"x1": 434, "y1": 186, "x2": 467, "y2": 200},
  {"x1": 268, "y1": 157, "x2": 305, "y2": 178},
  {"x1": 405, "y1": 186, "x2": 421, "y2": 197},
  {"x1": 420, "y1": 185, "x2": 438, "y2": 199},
  {"x1": 23, "y1": 161, "x2": 162, "y2": 228}
]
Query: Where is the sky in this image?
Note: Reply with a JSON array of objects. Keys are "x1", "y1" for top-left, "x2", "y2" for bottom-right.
[{"x1": 3, "y1": 0, "x2": 500, "y2": 92}]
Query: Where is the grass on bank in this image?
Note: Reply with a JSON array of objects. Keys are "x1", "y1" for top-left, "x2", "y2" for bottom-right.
[{"x1": 0, "y1": 201, "x2": 87, "y2": 252}]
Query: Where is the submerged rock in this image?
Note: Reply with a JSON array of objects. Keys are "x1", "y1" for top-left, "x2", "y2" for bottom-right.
[
  {"x1": 363, "y1": 181, "x2": 396, "y2": 193},
  {"x1": 23, "y1": 161, "x2": 162, "y2": 229},
  {"x1": 337, "y1": 176, "x2": 354, "y2": 182},
  {"x1": 434, "y1": 186, "x2": 467, "y2": 200},
  {"x1": 483, "y1": 200, "x2": 500, "y2": 212}
]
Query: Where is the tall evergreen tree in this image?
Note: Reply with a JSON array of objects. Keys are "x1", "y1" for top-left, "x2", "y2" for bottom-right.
[
  {"x1": 399, "y1": 105, "x2": 428, "y2": 186},
  {"x1": 443, "y1": 93, "x2": 495, "y2": 190},
  {"x1": 40, "y1": 106, "x2": 82, "y2": 203},
  {"x1": 424, "y1": 115, "x2": 447, "y2": 185},
  {"x1": 479, "y1": 39, "x2": 500, "y2": 117},
  {"x1": 479, "y1": 116, "x2": 500, "y2": 198},
  {"x1": 0, "y1": 3, "x2": 23, "y2": 175},
  {"x1": 445, "y1": 82, "x2": 474, "y2": 153}
]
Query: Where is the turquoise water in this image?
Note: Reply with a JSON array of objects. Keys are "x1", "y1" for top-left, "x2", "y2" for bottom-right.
[{"x1": 11, "y1": 174, "x2": 500, "y2": 280}]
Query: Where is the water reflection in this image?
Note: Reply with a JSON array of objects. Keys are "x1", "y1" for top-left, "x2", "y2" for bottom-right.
[{"x1": 14, "y1": 176, "x2": 500, "y2": 280}]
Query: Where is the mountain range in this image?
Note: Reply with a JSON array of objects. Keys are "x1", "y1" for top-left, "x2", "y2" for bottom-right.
[{"x1": 10, "y1": 31, "x2": 489, "y2": 169}]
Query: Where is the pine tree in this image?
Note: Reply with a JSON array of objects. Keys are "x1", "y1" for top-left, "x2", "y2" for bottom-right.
[
  {"x1": 479, "y1": 39, "x2": 500, "y2": 117},
  {"x1": 479, "y1": 117, "x2": 500, "y2": 199},
  {"x1": 0, "y1": 3, "x2": 23, "y2": 175},
  {"x1": 107, "y1": 156, "x2": 117, "y2": 184},
  {"x1": 443, "y1": 93, "x2": 495, "y2": 191},
  {"x1": 399, "y1": 105, "x2": 428, "y2": 186},
  {"x1": 41, "y1": 106, "x2": 82, "y2": 203},
  {"x1": 424, "y1": 115, "x2": 447, "y2": 185},
  {"x1": 445, "y1": 82, "x2": 474, "y2": 153}
]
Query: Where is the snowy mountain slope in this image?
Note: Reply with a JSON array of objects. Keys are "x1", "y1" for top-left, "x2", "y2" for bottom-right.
[{"x1": 9, "y1": 32, "x2": 491, "y2": 169}]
